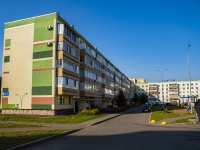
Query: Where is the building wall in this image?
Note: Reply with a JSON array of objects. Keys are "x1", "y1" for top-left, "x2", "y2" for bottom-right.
[
  {"x1": 1, "y1": 13, "x2": 57, "y2": 111},
  {"x1": 136, "y1": 79, "x2": 200, "y2": 103},
  {"x1": 1, "y1": 13, "x2": 135, "y2": 115},
  {"x1": 2, "y1": 24, "x2": 34, "y2": 109}
]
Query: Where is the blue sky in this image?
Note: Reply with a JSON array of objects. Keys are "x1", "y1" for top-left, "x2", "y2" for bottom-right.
[{"x1": 0, "y1": 0, "x2": 200, "y2": 82}]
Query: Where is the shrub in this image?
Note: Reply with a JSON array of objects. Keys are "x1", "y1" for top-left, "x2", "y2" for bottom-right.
[
  {"x1": 116, "y1": 106, "x2": 127, "y2": 112},
  {"x1": 78, "y1": 108, "x2": 100, "y2": 115}
]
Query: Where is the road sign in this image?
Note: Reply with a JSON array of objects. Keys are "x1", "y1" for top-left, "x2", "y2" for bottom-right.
[{"x1": 2, "y1": 92, "x2": 9, "y2": 96}]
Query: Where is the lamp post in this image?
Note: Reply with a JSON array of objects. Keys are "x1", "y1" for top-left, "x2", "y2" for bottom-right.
[
  {"x1": 187, "y1": 44, "x2": 192, "y2": 113},
  {"x1": 156, "y1": 69, "x2": 168, "y2": 102},
  {"x1": 15, "y1": 93, "x2": 28, "y2": 109}
]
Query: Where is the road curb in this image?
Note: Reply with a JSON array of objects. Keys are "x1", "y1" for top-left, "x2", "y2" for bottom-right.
[{"x1": 9, "y1": 129, "x2": 82, "y2": 150}]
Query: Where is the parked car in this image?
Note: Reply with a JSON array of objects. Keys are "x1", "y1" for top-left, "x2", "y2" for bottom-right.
[
  {"x1": 145, "y1": 102, "x2": 152, "y2": 107},
  {"x1": 142, "y1": 105, "x2": 151, "y2": 113}
]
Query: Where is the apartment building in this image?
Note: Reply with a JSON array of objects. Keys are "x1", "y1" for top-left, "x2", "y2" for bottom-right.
[
  {"x1": 1, "y1": 12, "x2": 135, "y2": 115},
  {"x1": 132, "y1": 78, "x2": 200, "y2": 104}
]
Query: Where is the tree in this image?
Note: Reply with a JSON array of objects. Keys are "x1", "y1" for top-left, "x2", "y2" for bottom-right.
[
  {"x1": 113, "y1": 89, "x2": 127, "y2": 107},
  {"x1": 139, "y1": 93, "x2": 148, "y2": 104},
  {"x1": 132, "y1": 93, "x2": 140, "y2": 104}
]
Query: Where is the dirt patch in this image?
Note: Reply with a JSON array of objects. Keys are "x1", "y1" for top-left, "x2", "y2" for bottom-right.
[{"x1": 174, "y1": 109, "x2": 189, "y2": 114}]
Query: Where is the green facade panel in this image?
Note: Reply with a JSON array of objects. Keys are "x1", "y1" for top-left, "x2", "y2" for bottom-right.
[
  {"x1": 32, "y1": 86, "x2": 52, "y2": 95},
  {"x1": 33, "y1": 44, "x2": 53, "y2": 52},
  {"x1": 5, "y1": 13, "x2": 57, "y2": 42},
  {"x1": 4, "y1": 56, "x2": 10, "y2": 63},
  {"x1": 2, "y1": 104, "x2": 19, "y2": 109},
  {"x1": 32, "y1": 104, "x2": 52, "y2": 110},
  {"x1": 5, "y1": 39, "x2": 11, "y2": 47},
  {"x1": 33, "y1": 50, "x2": 53, "y2": 59},
  {"x1": 3, "y1": 88, "x2": 9, "y2": 92},
  {"x1": 33, "y1": 14, "x2": 56, "y2": 42},
  {"x1": 33, "y1": 59, "x2": 52, "y2": 69},
  {"x1": 32, "y1": 70, "x2": 52, "y2": 86}
]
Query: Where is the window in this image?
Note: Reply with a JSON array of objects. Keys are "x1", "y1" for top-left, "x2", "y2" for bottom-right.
[
  {"x1": 96, "y1": 75, "x2": 102, "y2": 82},
  {"x1": 5, "y1": 39, "x2": 11, "y2": 47},
  {"x1": 105, "y1": 88, "x2": 114, "y2": 95},
  {"x1": 94, "y1": 62, "x2": 102, "y2": 72},
  {"x1": 85, "y1": 57, "x2": 93, "y2": 66},
  {"x1": 86, "y1": 45, "x2": 96, "y2": 57},
  {"x1": 57, "y1": 42, "x2": 79, "y2": 58},
  {"x1": 105, "y1": 70, "x2": 113, "y2": 78},
  {"x1": 3, "y1": 88, "x2": 9, "y2": 92},
  {"x1": 80, "y1": 57, "x2": 84, "y2": 62},
  {"x1": 63, "y1": 26, "x2": 79, "y2": 44},
  {"x1": 96, "y1": 53, "x2": 102, "y2": 62},
  {"x1": 115, "y1": 70, "x2": 121, "y2": 77},
  {"x1": 4, "y1": 56, "x2": 10, "y2": 63},
  {"x1": 57, "y1": 59, "x2": 79, "y2": 74},
  {"x1": 57, "y1": 77, "x2": 79, "y2": 88},
  {"x1": 115, "y1": 76, "x2": 121, "y2": 83},
  {"x1": 58, "y1": 96, "x2": 64, "y2": 104},
  {"x1": 85, "y1": 70, "x2": 96, "y2": 80}
]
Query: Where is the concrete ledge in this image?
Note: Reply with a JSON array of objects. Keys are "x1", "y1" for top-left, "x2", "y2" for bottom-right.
[{"x1": 2, "y1": 109, "x2": 55, "y2": 116}]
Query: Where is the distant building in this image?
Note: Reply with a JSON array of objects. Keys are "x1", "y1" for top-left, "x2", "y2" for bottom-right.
[
  {"x1": 1, "y1": 13, "x2": 135, "y2": 115},
  {"x1": 130, "y1": 78, "x2": 200, "y2": 105}
]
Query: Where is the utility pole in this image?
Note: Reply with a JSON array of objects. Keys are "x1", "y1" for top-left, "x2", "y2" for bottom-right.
[{"x1": 187, "y1": 44, "x2": 192, "y2": 113}]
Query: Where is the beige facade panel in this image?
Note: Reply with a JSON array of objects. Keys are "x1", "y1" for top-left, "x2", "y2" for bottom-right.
[{"x1": 2, "y1": 24, "x2": 34, "y2": 109}]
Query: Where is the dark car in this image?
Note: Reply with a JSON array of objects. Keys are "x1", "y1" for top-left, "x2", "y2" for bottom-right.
[{"x1": 142, "y1": 105, "x2": 151, "y2": 113}]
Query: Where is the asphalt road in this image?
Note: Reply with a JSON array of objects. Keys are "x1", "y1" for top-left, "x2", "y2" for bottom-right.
[{"x1": 19, "y1": 107, "x2": 200, "y2": 150}]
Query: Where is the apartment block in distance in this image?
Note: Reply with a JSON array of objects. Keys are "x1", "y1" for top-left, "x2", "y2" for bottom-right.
[
  {"x1": 131, "y1": 78, "x2": 200, "y2": 105},
  {"x1": 1, "y1": 12, "x2": 135, "y2": 115}
]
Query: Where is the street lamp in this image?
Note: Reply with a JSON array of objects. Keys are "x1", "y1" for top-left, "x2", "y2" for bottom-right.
[
  {"x1": 156, "y1": 69, "x2": 168, "y2": 102},
  {"x1": 187, "y1": 44, "x2": 192, "y2": 113},
  {"x1": 15, "y1": 93, "x2": 28, "y2": 109}
]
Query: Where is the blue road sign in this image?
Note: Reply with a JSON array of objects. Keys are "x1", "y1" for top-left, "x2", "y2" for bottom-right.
[{"x1": 2, "y1": 92, "x2": 9, "y2": 96}]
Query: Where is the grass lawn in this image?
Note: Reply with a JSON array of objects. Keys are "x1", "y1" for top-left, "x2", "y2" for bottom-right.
[
  {"x1": 151, "y1": 105, "x2": 195, "y2": 121},
  {"x1": 0, "y1": 114, "x2": 106, "y2": 124},
  {"x1": 0, "y1": 130, "x2": 69, "y2": 150},
  {"x1": 0, "y1": 123, "x2": 42, "y2": 128},
  {"x1": 170, "y1": 117, "x2": 196, "y2": 124}
]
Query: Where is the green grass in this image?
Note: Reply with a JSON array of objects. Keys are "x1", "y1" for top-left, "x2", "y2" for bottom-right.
[
  {"x1": 0, "y1": 114, "x2": 106, "y2": 124},
  {"x1": 151, "y1": 106, "x2": 195, "y2": 121},
  {"x1": 0, "y1": 130, "x2": 69, "y2": 150},
  {"x1": 169, "y1": 117, "x2": 196, "y2": 124},
  {"x1": 0, "y1": 123, "x2": 42, "y2": 128}
]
